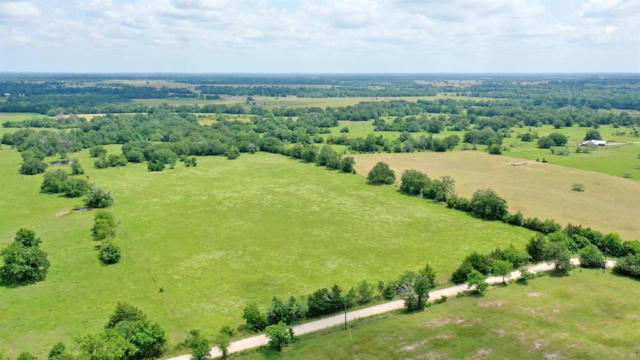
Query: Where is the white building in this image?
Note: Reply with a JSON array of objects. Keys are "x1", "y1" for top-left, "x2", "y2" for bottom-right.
[{"x1": 580, "y1": 140, "x2": 607, "y2": 146}]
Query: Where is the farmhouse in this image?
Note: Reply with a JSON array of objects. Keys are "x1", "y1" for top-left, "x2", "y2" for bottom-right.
[{"x1": 580, "y1": 140, "x2": 607, "y2": 146}]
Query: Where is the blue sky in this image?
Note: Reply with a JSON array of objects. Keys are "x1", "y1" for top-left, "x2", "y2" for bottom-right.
[{"x1": 0, "y1": 0, "x2": 638, "y2": 72}]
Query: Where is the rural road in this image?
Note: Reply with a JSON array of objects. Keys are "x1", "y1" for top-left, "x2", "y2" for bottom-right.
[{"x1": 167, "y1": 258, "x2": 616, "y2": 360}]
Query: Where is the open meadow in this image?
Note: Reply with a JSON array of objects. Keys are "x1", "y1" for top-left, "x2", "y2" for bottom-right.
[
  {"x1": 352, "y1": 151, "x2": 640, "y2": 240},
  {"x1": 238, "y1": 269, "x2": 640, "y2": 359},
  {"x1": 0, "y1": 148, "x2": 534, "y2": 356}
]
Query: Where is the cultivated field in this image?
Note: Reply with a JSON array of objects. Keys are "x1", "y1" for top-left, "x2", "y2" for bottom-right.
[
  {"x1": 0, "y1": 149, "x2": 533, "y2": 356},
  {"x1": 238, "y1": 269, "x2": 640, "y2": 359},
  {"x1": 352, "y1": 151, "x2": 640, "y2": 240}
]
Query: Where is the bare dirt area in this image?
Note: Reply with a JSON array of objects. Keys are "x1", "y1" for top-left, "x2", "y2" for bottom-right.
[{"x1": 352, "y1": 151, "x2": 640, "y2": 240}]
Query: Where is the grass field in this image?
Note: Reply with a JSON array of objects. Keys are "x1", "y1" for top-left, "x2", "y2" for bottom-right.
[
  {"x1": 0, "y1": 149, "x2": 534, "y2": 356},
  {"x1": 352, "y1": 151, "x2": 640, "y2": 240},
  {"x1": 238, "y1": 269, "x2": 640, "y2": 359},
  {"x1": 0, "y1": 112, "x2": 42, "y2": 122}
]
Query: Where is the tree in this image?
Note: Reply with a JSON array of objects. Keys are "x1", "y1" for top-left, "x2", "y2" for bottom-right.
[
  {"x1": 147, "y1": 161, "x2": 165, "y2": 172},
  {"x1": 216, "y1": 333, "x2": 230, "y2": 360},
  {"x1": 584, "y1": 129, "x2": 602, "y2": 140},
  {"x1": 0, "y1": 229, "x2": 50, "y2": 285},
  {"x1": 71, "y1": 161, "x2": 85, "y2": 175},
  {"x1": 300, "y1": 146, "x2": 317, "y2": 162},
  {"x1": 225, "y1": 146, "x2": 240, "y2": 160},
  {"x1": 99, "y1": 242, "x2": 121, "y2": 264},
  {"x1": 125, "y1": 150, "x2": 145, "y2": 163},
  {"x1": 107, "y1": 154, "x2": 128, "y2": 167},
  {"x1": 548, "y1": 132, "x2": 568, "y2": 146},
  {"x1": 526, "y1": 234, "x2": 548, "y2": 262},
  {"x1": 399, "y1": 170, "x2": 430, "y2": 195},
  {"x1": 265, "y1": 322, "x2": 293, "y2": 351},
  {"x1": 488, "y1": 143, "x2": 502, "y2": 154},
  {"x1": 356, "y1": 280, "x2": 374, "y2": 304},
  {"x1": 78, "y1": 329, "x2": 136, "y2": 360},
  {"x1": 85, "y1": 186, "x2": 114, "y2": 208},
  {"x1": 492, "y1": 260, "x2": 513, "y2": 283},
  {"x1": 339, "y1": 156, "x2": 355, "y2": 173},
  {"x1": 426, "y1": 176, "x2": 456, "y2": 202},
  {"x1": 613, "y1": 254, "x2": 640, "y2": 279},
  {"x1": 90, "y1": 146, "x2": 108, "y2": 158},
  {"x1": 397, "y1": 271, "x2": 432, "y2": 311},
  {"x1": 579, "y1": 245, "x2": 605, "y2": 268},
  {"x1": 62, "y1": 178, "x2": 89, "y2": 197},
  {"x1": 92, "y1": 211, "x2": 116, "y2": 240},
  {"x1": 545, "y1": 242, "x2": 572, "y2": 274},
  {"x1": 106, "y1": 303, "x2": 147, "y2": 328},
  {"x1": 48, "y1": 342, "x2": 73, "y2": 360},
  {"x1": 94, "y1": 157, "x2": 109, "y2": 169},
  {"x1": 20, "y1": 158, "x2": 48, "y2": 175},
  {"x1": 242, "y1": 304, "x2": 267, "y2": 332},
  {"x1": 466, "y1": 269, "x2": 488, "y2": 294},
  {"x1": 470, "y1": 189, "x2": 508, "y2": 220},
  {"x1": 315, "y1": 145, "x2": 338, "y2": 166},
  {"x1": 41, "y1": 170, "x2": 68, "y2": 193},
  {"x1": 367, "y1": 162, "x2": 395, "y2": 185},
  {"x1": 15, "y1": 228, "x2": 41, "y2": 247},
  {"x1": 151, "y1": 148, "x2": 177, "y2": 165}
]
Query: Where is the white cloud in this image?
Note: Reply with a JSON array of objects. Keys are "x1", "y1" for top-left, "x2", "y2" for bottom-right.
[{"x1": 0, "y1": 0, "x2": 40, "y2": 18}]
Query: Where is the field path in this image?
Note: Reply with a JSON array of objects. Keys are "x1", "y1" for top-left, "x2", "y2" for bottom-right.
[{"x1": 166, "y1": 258, "x2": 615, "y2": 360}]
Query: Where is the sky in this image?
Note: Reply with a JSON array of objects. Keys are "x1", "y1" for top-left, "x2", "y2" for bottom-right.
[{"x1": 0, "y1": 0, "x2": 638, "y2": 73}]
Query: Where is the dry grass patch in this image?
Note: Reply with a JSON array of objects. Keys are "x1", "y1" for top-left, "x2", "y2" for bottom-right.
[{"x1": 352, "y1": 151, "x2": 640, "y2": 240}]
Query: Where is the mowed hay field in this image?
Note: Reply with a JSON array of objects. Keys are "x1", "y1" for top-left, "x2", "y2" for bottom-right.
[
  {"x1": 0, "y1": 149, "x2": 533, "y2": 356},
  {"x1": 352, "y1": 151, "x2": 640, "y2": 240},
  {"x1": 239, "y1": 269, "x2": 640, "y2": 360}
]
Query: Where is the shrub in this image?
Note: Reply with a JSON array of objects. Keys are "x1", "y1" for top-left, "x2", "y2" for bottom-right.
[
  {"x1": 148, "y1": 160, "x2": 165, "y2": 171},
  {"x1": 356, "y1": 280, "x2": 374, "y2": 304},
  {"x1": 99, "y1": 242, "x2": 121, "y2": 264},
  {"x1": 451, "y1": 260, "x2": 474, "y2": 284},
  {"x1": 20, "y1": 158, "x2": 48, "y2": 175},
  {"x1": 526, "y1": 234, "x2": 548, "y2": 262},
  {"x1": 425, "y1": 175, "x2": 456, "y2": 202},
  {"x1": 493, "y1": 245, "x2": 531, "y2": 267},
  {"x1": 94, "y1": 157, "x2": 109, "y2": 169},
  {"x1": 572, "y1": 183, "x2": 585, "y2": 192},
  {"x1": 125, "y1": 149, "x2": 145, "y2": 163},
  {"x1": 184, "y1": 329, "x2": 210, "y2": 360},
  {"x1": 15, "y1": 228, "x2": 41, "y2": 247},
  {"x1": 470, "y1": 189, "x2": 508, "y2": 220},
  {"x1": 242, "y1": 304, "x2": 267, "y2": 332},
  {"x1": 266, "y1": 296, "x2": 305, "y2": 325},
  {"x1": 307, "y1": 285, "x2": 348, "y2": 317},
  {"x1": 623, "y1": 240, "x2": 640, "y2": 256},
  {"x1": 71, "y1": 161, "x2": 84, "y2": 175},
  {"x1": 537, "y1": 136, "x2": 555, "y2": 149},
  {"x1": 523, "y1": 217, "x2": 561, "y2": 234},
  {"x1": 492, "y1": 260, "x2": 514, "y2": 283},
  {"x1": 584, "y1": 129, "x2": 602, "y2": 140},
  {"x1": 92, "y1": 211, "x2": 116, "y2": 240},
  {"x1": 446, "y1": 196, "x2": 471, "y2": 212},
  {"x1": 265, "y1": 322, "x2": 293, "y2": 351},
  {"x1": 579, "y1": 245, "x2": 605, "y2": 268},
  {"x1": 466, "y1": 269, "x2": 487, "y2": 294},
  {"x1": 399, "y1": 170, "x2": 430, "y2": 195},
  {"x1": 367, "y1": 162, "x2": 395, "y2": 185},
  {"x1": 61, "y1": 178, "x2": 89, "y2": 197},
  {"x1": 504, "y1": 211, "x2": 524, "y2": 226},
  {"x1": 613, "y1": 254, "x2": 640, "y2": 279},
  {"x1": 548, "y1": 132, "x2": 568, "y2": 146},
  {"x1": 0, "y1": 229, "x2": 49, "y2": 285},
  {"x1": 547, "y1": 231, "x2": 579, "y2": 252},
  {"x1": 107, "y1": 154, "x2": 128, "y2": 167},
  {"x1": 601, "y1": 233, "x2": 625, "y2": 257},
  {"x1": 340, "y1": 156, "x2": 355, "y2": 173},
  {"x1": 315, "y1": 145, "x2": 338, "y2": 167},
  {"x1": 300, "y1": 145, "x2": 317, "y2": 163},
  {"x1": 40, "y1": 170, "x2": 68, "y2": 193},
  {"x1": 151, "y1": 148, "x2": 178, "y2": 165},
  {"x1": 84, "y1": 186, "x2": 114, "y2": 208},
  {"x1": 89, "y1": 146, "x2": 107, "y2": 158},
  {"x1": 488, "y1": 143, "x2": 502, "y2": 154},
  {"x1": 545, "y1": 242, "x2": 572, "y2": 274},
  {"x1": 397, "y1": 271, "x2": 432, "y2": 311}
]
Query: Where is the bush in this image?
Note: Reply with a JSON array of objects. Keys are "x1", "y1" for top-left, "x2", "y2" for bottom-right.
[
  {"x1": 266, "y1": 296, "x2": 305, "y2": 325},
  {"x1": 265, "y1": 322, "x2": 293, "y2": 351},
  {"x1": 300, "y1": 145, "x2": 317, "y2": 163},
  {"x1": 71, "y1": 161, "x2": 84, "y2": 175},
  {"x1": 399, "y1": 170, "x2": 430, "y2": 195},
  {"x1": 356, "y1": 280, "x2": 374, "y2": 304},
  {"x1": 92, "y1": 211, "x2": 116, "y2": 240},
  {"x1": 397, "y1": 271, "x2": 433, "y2": 311},
  {"x1": 526, "y1": 234, "x2": 548, "y2": 262},
  {"x1": 504, "y1": 211, "x2": 524, "y2": 226},
  {"x1": 148, "y1": 160, "x2": 165, "y2": 171},
  {"x1": 547, "y1": 231, "x2": 578, "y2": 252},
  {"x1": 225, "y1": 146, "x2": 240, "y2": 160},
  {"x1": 0, "y1": 229, "x2": 49, "y2": 285},
  {"x1": 613, "y1": 254, "x2": 640, "y2": 279},
  {"x1": 623, "y1": 240, "x2": 640, "y2": 256},
  {"x1": 545, "y1": 242, "x2": 572, "y2": 274},
  {"x1": 61, "y1": 178, "x2": 89, "y2": 197},
  {"x1": 84, "y1": 186, "x2": 114, "y2": 208},
  {"x1": 242, "y1": 304, "x2": 267, "y2": 332},
  {"x1": 99, "y1": 242, "x2": 121, "y2": 264},
  {"x1": 340, "y1": 156, "x2": 355, "y2": 173},
  {"x1": 601, "y1": 233, "x2": 626, "y2": 257},
  {"x1": 151, "y1": 148, "x2": 178, "y2": 165},
  {"x1": 548, "y1": 132, "x2": 568, "y2": 146},
  {"x1": 94, "y1": 156, "x2": 109, "y2": 169},
  {"x1": 537, "y1": 136, "x2": 555, "y2": 149},
  {"x1": 488, "y1": 144, "x2": 502, "y2": 154},
  {"x1": 466, "y1": 269, "x2": 487, "y2": 294},
  {"x1": 90, "y1": 146, "x2": 107, "y2": 158},
  {"x1": 584, "y1": 129, "x2": 602, "y2": 140},
  {"x1": 15, "y1": 228, "x2": 41, "y2": 247},
  {"x1": 523, "y1": 217, "x2": 561, "y2": 234},
  {"x1": 20, "y1": 158, "x2": 48, "y2": 175},
  {"x1": 572, "y1": 183, "x2": 585, "y2": 192},
  {"x1": 40, "y1": 169, "x2": 68, "y2": 193},
  {"x1": 446, "y1": 196, "x2": 471, "y2": 212},
  {"x1": 184, "y1": 329, "x2": 210, "y2": 360},
  {"x1": 470, "y1": 189, "x2": 508, "y2": 220},
  {"x1": 107, "y1": 154, "x2": 128, "y2": 167},
  {"x1": 425, "y1": 176, "x2": 456, "y2": 202},
  {"x1": 366, "y1": 162, "x2": 395, "y2": 185},
  {"x1": 579, "y1": 245, "x2": 605, "y2": 268},
  {"x1": 125, "y1": 149, "x2": 145, "y2": 163}
]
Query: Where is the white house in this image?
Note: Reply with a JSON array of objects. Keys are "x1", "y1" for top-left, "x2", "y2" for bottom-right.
[{"x1": 580, "y1": 140, "x2": 607, "y2": 146}]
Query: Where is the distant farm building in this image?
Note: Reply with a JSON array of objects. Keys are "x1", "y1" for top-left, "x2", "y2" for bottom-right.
[{"x1": 580, "y1": 140, "x2": 607, "y2": 147}]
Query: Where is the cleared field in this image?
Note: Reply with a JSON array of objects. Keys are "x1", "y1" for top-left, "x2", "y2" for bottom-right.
[
  {"x1": 352, "y1": 151, "x2": 640, "y2": 240},
  {"x1": 0, "y1": 149, "x2": 533, "y2": 356},
  {"x1": 239, "y1": 269, "x2": 640, "y2": 359},
  {"x1": 0, "y1": 112, "x2": 42, "y2": 122}
]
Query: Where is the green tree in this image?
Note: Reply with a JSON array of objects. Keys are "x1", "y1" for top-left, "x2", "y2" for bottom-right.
[
  {"x1": 242, "y1": 304, "x2": 267, "y2": 332},
  {"x1": 399, "y1": 170, "x2": 430, "y2": 195},
  {"x1": 488, "y1": 143, "x2": 502, "y2": 154},
  {"x1": 397, "y1": 271, "x2": 432, "y2": 311},
  {"x1": 584, "y1": 129, "x2": 602, "y2": 140},
  {"x1": 92, "y1": 211, "x2": 116, "y2": 240},
  {"x1": 147, "y1": 161, "x2": 165, "y2": 171},
  {"x1": 107, "y1": 154, "x2": 128, "y2": 167},
  {"x1": 71, "y1": 161, "x2": 85, "y2": 175},
  {"x1": 106, "y1": 303, "x2": 147, "y2": 328},
  {"x1": 40, "y1": 170, "x2": 68, "y2": 193},
  {"x1": 125, "y1": 150, "x2": 145, "y2": 163},
  {"x1": 61, "y1": 178, "x2": 89, "y2": 198},
  {"x1": 265, "y1": 322, "x2": 293, "y2": 351},
  {"x1": 367, "y1": 162, "x2": 395, "y2": 185},
  {"x1": 225, "y1": 146, "x2": 240, "y2": 160},
  {"x1": 78, "y1": 329, "x2": 135, "y2": 360},
  {"x1": 466, "y1": 269, "x2": 488, "y2": 295},
  {"x1": 0, "y1": 231, "x2": 50, "y2": 285},
  {"x1": 545, "y1": 242, "x2": 572, "y2": 274},
  {"x1": 15, "y1": 228, "x2": 41, "y2": 247},
  {"x1": 16, "y1": 353, "x2": 39, "y2": 360},
  {"x1": 99, "y1": 242, "x2": 121, "y2": 265},
  {"x1": 492, "y1": 260, "x2": 513, "y2": 283},
  {"x1": 85, "y1": 186, "x2": 114, "y2": 208},
  {"x1": 469, "y1": 189, "x2": 508, "y2": 220},
  {"x1": 356, "y1": 280, "x2": 374, "y2": 304},
  {"x1": 185, "y1": 330, "x2": 210, "y2": 360},
  {"x1": 90, "y1": 146, "x2": 108, "y2": 158},
  {"x1": 339, "y1": 156, "x2": 355, "y2": 173},
  {"x1": 216, "y1": 333, "x2": 230, "y2": 360},
  {"x1": 526, "y1": 234, "x2": 548, "y2": 262},
  {"x1": 20, "y1": 158, "x2": 48, "y2": 175},
  {"x1": 579, "y1": 244, "x2": 605, "y2": 268}
]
